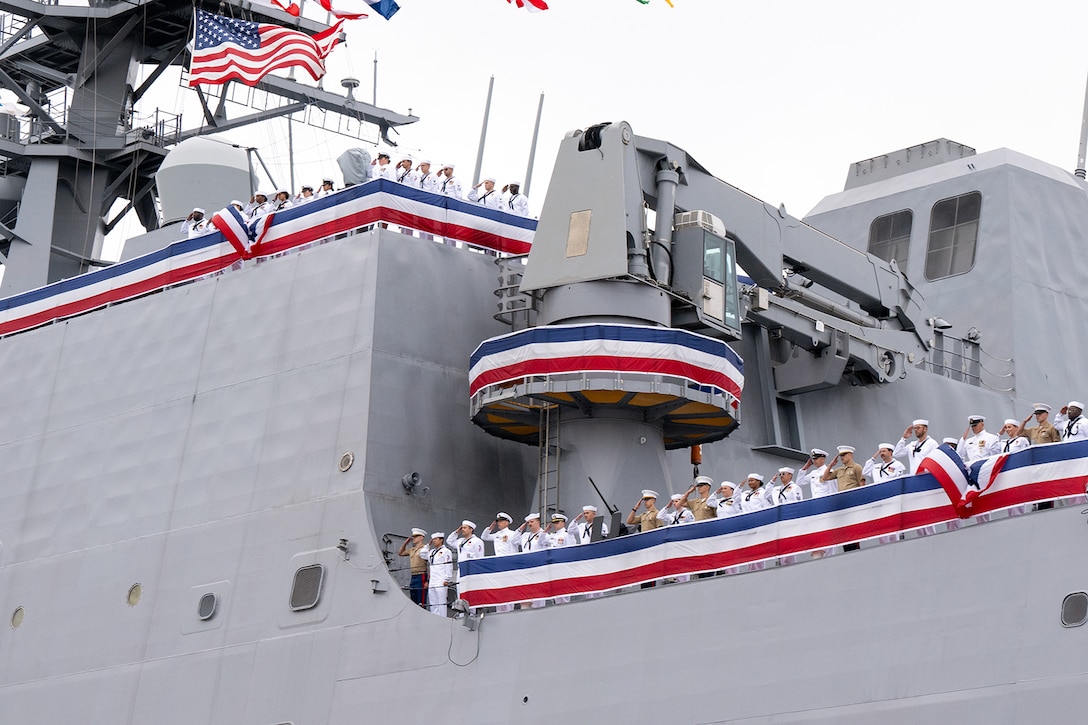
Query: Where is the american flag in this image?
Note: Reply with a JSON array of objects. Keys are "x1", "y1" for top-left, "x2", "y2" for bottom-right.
[{"x1": 188, "y1": 10, "x2": 343, "y2": 87}]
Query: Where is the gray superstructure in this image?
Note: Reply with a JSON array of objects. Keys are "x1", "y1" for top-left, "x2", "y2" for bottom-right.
[{"x1": 1, "y1": 3, "x2": 1088, "y2": 722}]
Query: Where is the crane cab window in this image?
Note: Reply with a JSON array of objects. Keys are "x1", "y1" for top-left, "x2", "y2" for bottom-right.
[
  {"x1": 867, "y1": 209, "x2": 912, "y2": 269},
  {"x1": 925, "y1": 192, "x2": 981, "y2": 280}
]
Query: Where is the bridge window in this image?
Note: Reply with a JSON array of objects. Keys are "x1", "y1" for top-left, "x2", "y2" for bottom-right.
[
  {"x1": 925, "y1": 192, "x2": 981, "y2": 280},
  {"x1": 868, "y1": 209, "x2": 912, "y2": 269}
]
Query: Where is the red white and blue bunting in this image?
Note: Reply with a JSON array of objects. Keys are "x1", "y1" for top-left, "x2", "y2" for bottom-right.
[
  {"x1": 469, "y1": 323, "x2": 744, "y2": 404},
  {"x1": 0, "y1": 179, "x2": 535, "y2": 337},
  {"x1": 458, "y1": 440, "x2": 1088, "y2": 607}
]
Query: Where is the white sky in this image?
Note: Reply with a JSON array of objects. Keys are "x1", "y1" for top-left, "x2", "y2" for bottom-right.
[{"x1": 114, "y1": 0, "x2": 1088, "y2": 251}]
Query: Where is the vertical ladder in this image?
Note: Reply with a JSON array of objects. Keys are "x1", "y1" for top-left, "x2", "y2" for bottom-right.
[{"x1": 537, "y1": 404, "x2": 561, "y2": 517}]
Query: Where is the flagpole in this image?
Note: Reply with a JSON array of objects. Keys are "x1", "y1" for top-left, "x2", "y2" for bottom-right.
[
  {"x1": 373, "y1": 51, "x2": 378, "y2": 107},
  {"x1": 523, "y1": 91, "x2": 544, "y2": 197},
  {"x1": 472, "y1": 75, "x2": 494, "y2": 188}
]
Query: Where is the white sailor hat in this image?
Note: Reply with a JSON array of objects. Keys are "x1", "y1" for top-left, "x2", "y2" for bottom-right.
[
  {"x1": 509, "y1": 180, "x2": 521, "y2": 186},
  {"x1": 230, "y1": 200, "x2": 243, "y2": 207},
  {"x1": 429, "y1": 532, "x2": 445, "y2": 540},
  {"x1": 582, "y1": 505, "x2": 597, "y2": 513},
  {"x1": 942, "y1": 437, "x2": 959, "y2": 445},
  {"x1": 746, "y1": 473, "x2": 764, "y2": 482},
  {"x1": 461, "y1": 520, "x2": 476, "y2": 530},
  {"x1": 1033, "y1": 403, "x2": 1051, "y2": 413},
  {"x1": 496, "y1": 512, "x2": 513, "y2": 522},
  {"x1": 440, "y1": 162, "x2": 454, "y2": 170},
  {"x1": 878, "y1": 442, "x2": 895, "y2": 451},
  {"x1": 411, "y1": 527, "x2": 426, "y2": 537},
  {"x1": 912, "y1": 419, "x2": 929, "y2": 427},
  {"x1": 377, "y1": 151, "x2": 390, "y2": 159},
  {"x1": 550, "y1": 512, "x2": 567, "y2": 522},
  {"x1": 968, "y1": 415, "x2": 985, "y2": 424},
  {"x1": 694, "y1": 475, "x2": 714, "y2": 487},
  {"x1": 837, "y1": 445, "x2": 856, "y2": 454},
  {"x1": 255, "y1": 190, "x2": 268, "y2": 198},
  {"x1": 810, "y1": 448, "x2": 828, "y2": 458},
  {"x1": 641, "y1": 489, "x2": 659, "y2": 499},
  {"x1": 1003, "y1": 418, "x2": 1019, "y2": 428},
  {"x1": 1069, "y1": 400, "x2": 1084, "y2": 410},
  {"x1": 275, "y1": 189, "x2": 288, "y2": 196},
  {"x1": 524, "y1": 513, "x2": 540, "y2": 522},
  {"x1": 419, "y1": 159, "x2": 432, "y2": 165},
  {"x1": 777, "y1": 467, "x2": 794, "y2": 476},
  {"x1": 322, "y1": 177, "x2": 334, "y2": 185},
  {"x1": 719, "y1": 480, "x2": 736, "y2": 489},
  {"x1": 192, "y1": 207, "x2": 205, "y2": 214},
  {"x1": 484, "y1": 176, "x2": 496, "y2": 183},
  {"x1": 670, "y1": 494, "x2": 684, "y2": 501}
]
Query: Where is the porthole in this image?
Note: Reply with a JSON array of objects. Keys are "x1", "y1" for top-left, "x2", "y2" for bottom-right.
[
  {"x1": 11, "y1": 606, "x2": 24, "y2": 629},
  {"x1": 339, "y1": 452, "x2": 354, "y2": 472},
  {"x1": 198, "y1": 592, "x2": 218, "y2": 621},
  {"x1": 1061, "y1": 592, "x2": 1088, "y2": 627},
  {"x1": 127, "y1": 583, "x2": 142, "y2": 606}
]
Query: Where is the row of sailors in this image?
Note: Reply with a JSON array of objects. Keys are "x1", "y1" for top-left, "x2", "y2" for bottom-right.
[
  {"x1": 179, "y1": 159, "x2": 532, "y2": 240},
  {"x1": 177, "y1": 182, "x2": 340, "y2": 237},
  {"x1": 405, "y1": 403, "x2": 1086, "y2": 614},
  {"x1": 402, "y1": 509, "x2": 609, "y2": 615},
  {"x1": 370, "y1": 153, "x2": 531, "y2": 216}
]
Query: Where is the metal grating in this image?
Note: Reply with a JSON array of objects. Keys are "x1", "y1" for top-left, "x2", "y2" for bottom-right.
[
  {"x1": 1061, "y1": 592, "x2": 1088, "y2": 628},
  {"x1": 290, "y1": 564, "x2": 325, "y2": 611},
  {"x1": 198, "y1": 592, "x2": 218, "y2": 621}
]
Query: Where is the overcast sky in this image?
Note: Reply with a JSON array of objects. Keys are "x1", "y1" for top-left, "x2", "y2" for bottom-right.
[{"x1": 139, "y1": 0, "x2": 1088, "y2": 236}]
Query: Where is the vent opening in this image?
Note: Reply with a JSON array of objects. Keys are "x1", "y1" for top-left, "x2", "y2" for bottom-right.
[
  {"x1": 290, "y1": 564, "x2": 325, "y2": 611},
  {"x1": 198, "y1": 592, "x2": 218, "y2": 620}
]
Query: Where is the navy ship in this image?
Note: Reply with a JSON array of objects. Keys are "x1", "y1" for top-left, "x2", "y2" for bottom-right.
[{"x1": 1, "y1": 2, "x2": 1088, "y2": 723}]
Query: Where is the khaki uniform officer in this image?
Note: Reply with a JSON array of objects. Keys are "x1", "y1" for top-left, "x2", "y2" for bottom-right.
[{"x1": 626, "y1": 490, "x2": 662, "y2": 532}]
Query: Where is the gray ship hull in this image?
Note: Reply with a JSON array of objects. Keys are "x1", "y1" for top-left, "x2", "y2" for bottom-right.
[{"x1": 2, "y1": 225, "x2": 1086, "y2": 723}]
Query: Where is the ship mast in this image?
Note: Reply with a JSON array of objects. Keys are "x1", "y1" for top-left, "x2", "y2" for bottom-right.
[{"x1": 0, "y1": 0, "x2": 417, "y2": 296}]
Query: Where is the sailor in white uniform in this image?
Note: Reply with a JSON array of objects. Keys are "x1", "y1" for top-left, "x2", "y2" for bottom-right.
[
  {"x1": 998, "y1": 419, "x2": 1030, "y2": 454},
  {"x1": 502, "y1": 181, "x2": 529, "y2": 216},
  {"x1": 657, "y1": 494, "x2": 696, "y2": 526},
  {"x1": 409, "y1": 160, "x2": 439, "y2": 194},
  {"x1": 468, "y1": 177, "x2": 503, "y2": 209},
  {"x1": 737, "y1": 474, "x2": 768, "y2": 514},
  {"x1": 800, "y1": 450, "x2": 835, "y2": 557},
  {"x1": 481, "y1": 512, "x2": 519, "y2": 611},
  {"x1": 862, "y1": 444, "x2": 908, "y2": 484},
  {"x1": 315, "y1": 178, "x2": 336, "y2": 198},
  {"x1": 447, "y1": 519, "x2": 485, "y2": 563},
  {"x1": 957, "y1": 415, "x2": 1000, "y2": 463},
  {"x1": 394, "y1": 156, "x2": 414, "y2": 184},
  {"x1": 767, "y1": 467, "x2": 803, "y2": 507},
  {"x1": 369, "y1": 152, "x2": 395, "y2": 181},
  {"x1": 517, "y1": 513, "x2": 547, "y2": 553},
  {"x1": 543, "y1": 514, "x2": 575, "y2": 603},
  {"x1": 1055, "y1": 401, "x2": 1088, "y2": 441},
  {"x1": 568, "y1": 505, "x2": 609, "y2": 545},
  {"x1": 708, "y1": 481, "x2": 739, "y2": 518},
  {"x1": 180, "y1": 207, "x2": 208, "y2": 237},
  {"x1": 862, "y1": 444, "x2": 907, "y2": 543},
  {"x1": 801, "y1": 449, "x2": 833, "y2": 497},
  {"x1": 893, "y1": 419, "x2": 939, "y2": 475},
  {"x1": 482, "y1": 512, "x2": 521, "y2": 556},
  {"x1": 270, "y1": 189, "x2": 293, "y2": 211},
  {"x1": 656, "y1": 495, "x2": 694, "y2": 582},
  {"x1": 737, "y1": 474, "x2": 770, "y2": 568},
  {"x1": 436, "y1": 163, "x2": 463, "y2": 199},
  {"x1": 243, "y1": 192, "x2": 270, "y2": 218},
  {"x1": 417, "y1": 533, "x2": 453, "y2": 616}
]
